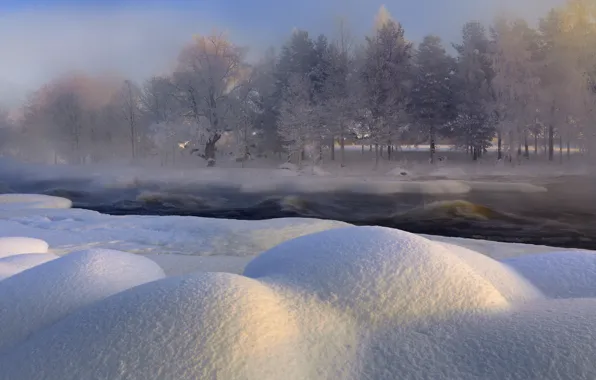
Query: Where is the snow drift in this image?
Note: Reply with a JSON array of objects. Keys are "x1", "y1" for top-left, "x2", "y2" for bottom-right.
[
  {"x1": 504, "y1": 251, "x2": 596, "y2": 299},
  {"x1": 0, "y1": 248, "x2": 165, "y2": 354},
  {"x1": 0, "y1": 208, "x2": 350, "y2": 256},
  {"x1": 244, "y1": 227, "x2": 540, "y2": 324},
  {"x1": 0, "y1": 253, "x2": 58, "y2": 280},
  {"x1": 0, "y1": 211, "x2": 595, "y2": 379},
  {"x1": 0, "y1": 236, "x2": 49, "y2": 258},
  {"x1": 0, "y1": 193, "x2": 72, "y2": 210}
]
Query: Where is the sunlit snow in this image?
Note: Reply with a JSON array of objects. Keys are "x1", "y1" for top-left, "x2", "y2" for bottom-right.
[{"x1": 0, "y1": 194, "x2": 596, "y2": 379}]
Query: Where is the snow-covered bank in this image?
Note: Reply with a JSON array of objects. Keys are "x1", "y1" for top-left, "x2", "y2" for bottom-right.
[{"x1": 1, "y1": 194, "x2": 596, "y2": 379}]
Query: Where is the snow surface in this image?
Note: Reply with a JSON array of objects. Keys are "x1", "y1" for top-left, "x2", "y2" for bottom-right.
[
  {"x1": 244, "y1": 227, "x2": 540, "y2": 324},
  {"x1": 504, "y1": 251, "x2": 596, "y2": 299},
  {"x1": 1, "y1": 193, "x2": 596, "y2": 379},
  {"x1": 0, "y1": 236, "x2": 49, "y2": 258},
  {"x1": 0, "y1": 248, "x2": 165, "y2": 354},
  {"x1": 0, "y1": 193, "x2": 72, "y2": 210},
  {"x1": 0, "y1": 208, "x2": 349, "y2": 256},
  {"x1": 0, "y1": 253, "x2": 58, "y2": 280}
]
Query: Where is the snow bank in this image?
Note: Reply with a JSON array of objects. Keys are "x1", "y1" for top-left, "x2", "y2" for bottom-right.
[
  {"x1": 1, "y1": 225, "x2": 595, "y2": 379},
  {"x1": 0, "y1": 208, "x2": 349, "y2": 256},
  {"x1": 0, "y1": 248, "x2": 165, "y2": 354},
  {"x1": 0, "y1": 236, "x2": 49, "y2": 258},
  {"x1": 0, "y1": 193, "x2": 72, "y2": 210},
  {"x1": 0, "y1": 253, "x2": 58, "y2": 280},
  {"x1": 245, "y1": 226, "x2": 538, "y2": 324},
  {"x1": 503, "y1": 251, "x2": 596, "y2": 299}
]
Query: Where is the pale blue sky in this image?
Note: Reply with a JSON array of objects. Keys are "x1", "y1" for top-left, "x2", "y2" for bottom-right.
[{"x1": 0, "y1": 0, "x2": 565, "y2": 105}]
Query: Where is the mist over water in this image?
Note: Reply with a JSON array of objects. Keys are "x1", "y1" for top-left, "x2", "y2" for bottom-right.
[{"x1": 2, "y1": 164, "x2": 595, "y2": 250}]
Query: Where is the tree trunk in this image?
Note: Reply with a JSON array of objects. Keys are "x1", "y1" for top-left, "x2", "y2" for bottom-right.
[
  {"x1": 472, "y1": 146, "x2": 478, "y2": 161},
  {"x1": 340, "y1": 131, "x2": 345, "y2": 167},
  {"x1": 524, "y1": 130, "x2": 529, "y2": 158},
  {"x1": 497, "y1": 129, "x2": 502, "y2": 160},
  {"x1": 330, "y1": 137, "x2": 335, "y2": 161},
  {"x1": 361, "y1": 144, "x2": 364, "y2": 155},
  {"x1": 387, "y1": 140, "x2": 392, "y2": 161},
  {"x1": 567, "y1": 139, "x2": 571, "y2": 159},
  {"x1": 203, "y1": 133, "x2": 221, "y2": 167},
  {"x1": 548, "y1": 124, "x2": 554, "y2": 161},
  {"x1": 534, "y1": 134, "x2": 538, "y2": 154},
  {"x1": 429, "y1": 125, "x2": 436, "y2": 164},
  {"x1": 559, "y1": 135, "x2": 563, "y2": 163},
  {"x1": 374, "y1": 144, "x2": 379, "y2": 169}
]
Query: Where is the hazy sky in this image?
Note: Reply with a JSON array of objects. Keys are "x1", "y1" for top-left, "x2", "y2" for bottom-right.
[{"x1": 0, "y1": 0, "x2": 565, "y2": 106}]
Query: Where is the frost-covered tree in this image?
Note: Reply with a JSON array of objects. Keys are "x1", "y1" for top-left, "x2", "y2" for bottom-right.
[
  {"x1": 453, "y1": 21, "x2": 496, "y2": 160},
  {"x1": 173, "y1": 32, "x2": 248, "y2": 166},
  {"x1": 278, "y1": 74, "x2": 320, "y2": 167},
  {"x1": 410, "y1": 35, "x2": 457, "y2": 163},
  {"x1": 490, "y1": 17, "x2": 541, "y2": 160},
  {"x1": 357, "y1": 6, "x2": 412, "y2": 167},
  {"x1": 324, "y1": 19, "x2": 356, "y2": 166}
]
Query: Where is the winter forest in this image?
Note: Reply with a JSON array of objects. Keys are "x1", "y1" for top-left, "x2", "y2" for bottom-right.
[{"x1": 1, "y1": 1, "x2": 596, "y2": 169}]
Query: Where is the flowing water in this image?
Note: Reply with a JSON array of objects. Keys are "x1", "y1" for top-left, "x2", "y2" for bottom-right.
[{"x1": 2, "y1": 174, "x2": 595, "y2": 250}]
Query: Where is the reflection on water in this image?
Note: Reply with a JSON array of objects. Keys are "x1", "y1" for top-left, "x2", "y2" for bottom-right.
[{"x1": 2, "y1": 175, "x2": 596, "y2": 250}]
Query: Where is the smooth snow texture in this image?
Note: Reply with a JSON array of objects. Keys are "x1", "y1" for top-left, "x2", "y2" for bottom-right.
[
  {"x1": 244, "y1": 226, "x2": 537, "y2": 324},
  {"x1": 0, "y1": 253, "x2": 58, "y2": 280},
  {"x1": 0, "y1": 273, "x2": 313, "y2": 380},
  {"x1": 504, "y1": 251, "x2": 596, "y2": 299},
  {"x1": 360, "y1": 298, "x2": 596, "y2": 380},
  {"x1": 0, "y1": 236, "x2": 49, "y2": 258},
  {"x1": 0, "y1": 225, "x2": 594, "y2": 379},
  {"x1": 142, "y1": 254, "x2": 253, "y2": 276},
  {"x1": 0, "y1": 193, "x2": 72, "y2": 210},
  {"x1": 0, "y1": 248, "x2": 165, "y2": 354},
  {"x1": 0, "y1": 208, "x2": 349, "y2": 256}
]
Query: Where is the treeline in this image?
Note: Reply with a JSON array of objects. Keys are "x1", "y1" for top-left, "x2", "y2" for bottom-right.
[{"x1": 1, "y1": 1, "x2": 596, "y2": 167}]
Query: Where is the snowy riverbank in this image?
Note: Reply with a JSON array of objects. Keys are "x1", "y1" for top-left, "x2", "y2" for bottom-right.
[{"x1": 1, "y1": 194, "x2": 596, "y2": 379}]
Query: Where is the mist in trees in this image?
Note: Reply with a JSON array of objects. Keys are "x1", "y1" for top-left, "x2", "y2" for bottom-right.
[{"x1": 1, "y1": 0, "x2": 596, "y2": 169}]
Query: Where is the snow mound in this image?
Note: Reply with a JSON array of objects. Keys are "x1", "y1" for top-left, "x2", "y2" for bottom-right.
[
  {"x1": 0, "y1": 248, "x2": 165, "y2": 354},
  {"x1": 244, "y1": 226, "x2": 534, "y2": 324},
  {"x1": 0, "y1": 193, "x2": 72, "y2": 210},
  {"x1": 0, "y1": 273, "x2": 310, "y2": 380},
  {"x1": 361, "y1": 298, "x2": 596, "y2": 380},
  {"x1": 503, "y1": 251, "x2": 596, "y2": 299},
  {"x1": 0, "y1": 253, "x2": 58, "y2": 281},
  {"x1": 0, "y1": 236, "x2": 49, "y2": 258}
]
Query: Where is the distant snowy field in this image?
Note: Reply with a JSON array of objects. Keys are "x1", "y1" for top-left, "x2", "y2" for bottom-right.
[{"x1": 1, "y1": 194, "x2": 596, "y2": 379}]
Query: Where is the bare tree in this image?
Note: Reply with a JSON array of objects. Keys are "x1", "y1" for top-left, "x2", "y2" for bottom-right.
[{"x1": 110, "y1": 80, "x2": 143, "y2": 160}]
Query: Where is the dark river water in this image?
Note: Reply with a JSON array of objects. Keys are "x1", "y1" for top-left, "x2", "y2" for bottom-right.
[{"x1": 2, "y1": 173, "x2": 596, "y2": 250}]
